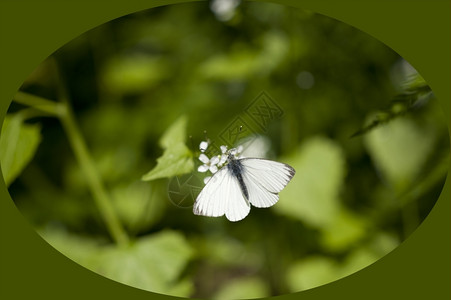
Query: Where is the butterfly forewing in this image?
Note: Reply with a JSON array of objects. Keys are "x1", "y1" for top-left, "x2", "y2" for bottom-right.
[{"x1": 193, "y1": 167, "x2": 250, "y2": 221}]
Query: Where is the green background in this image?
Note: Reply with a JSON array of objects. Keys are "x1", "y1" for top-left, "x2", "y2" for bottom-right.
[{"x1": 0, "y1": 0, "x2": 449, "y2": 299}]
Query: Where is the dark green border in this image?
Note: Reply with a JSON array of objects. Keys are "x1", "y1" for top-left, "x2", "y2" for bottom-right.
[{"x1": 0, "y1": 0, "x2": 449, "y2": 299}]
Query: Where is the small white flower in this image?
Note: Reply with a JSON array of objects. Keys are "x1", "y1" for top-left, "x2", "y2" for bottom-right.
[
  {"x1": 218, "y1": 154, "x2": 228, "y2": 167},
  {"x1": 198, "y1": 164, "x2": 210, "y2": 172},
  {"x1": 210, "y1": 155, "x2": 220, "y2": 165},
  {"x1": 199, "y1": 153, "x2": 209, "y2": 164},
  {"x1": 199, "y1": 141, "x2": 209, "y2": 153},
  {"x1": 198, "y1": 153, "x2": 220, "y2": 173},
  {"x1": 220, "y1": 145, "x2": 228, "y2": 154}
]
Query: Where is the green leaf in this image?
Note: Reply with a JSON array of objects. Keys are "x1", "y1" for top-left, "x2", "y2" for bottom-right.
[
  {"x1": 276, "y1": 137, "x2": 346, "y2": 228},
  {"x1": 213, "y1": 277, "x2": 270, "y2": 300},
  {"x1": 40, "y1": 227, "x2": 193, "y2": 297},
  {"x1": 142, "y1": 116, "x2": 194, "y2": 181},
  {"x1": 159, "y1": 115, "x2": 188, "y2": 148},
  {"x1": 364, "y1": 116, "x2": 436, "y2": 191},
  {"x1": 95, "y1": 231, "x2": 193, "y2": 296},
  {"x1": 0, "y1": 114, "x2": 41, "y2": 187},
  {"x1": 319, "y1": 208, "x2": 368, "y2": 252},
  {"x1": 142, "y1": 143, "x2": 193, "y2": 181}
]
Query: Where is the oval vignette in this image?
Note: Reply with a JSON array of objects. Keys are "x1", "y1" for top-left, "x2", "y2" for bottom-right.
[{"x1": 1, "y1": 1, "x2": 449, "y2": 298}]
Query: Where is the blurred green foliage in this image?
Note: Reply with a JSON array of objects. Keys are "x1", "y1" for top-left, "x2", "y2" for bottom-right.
[
  {"x1": 1, "y1": 1, "x2": 449, "y2": 298},
  {"x1": 0, "y1": 114, "x2": 41, "y2": 186}
]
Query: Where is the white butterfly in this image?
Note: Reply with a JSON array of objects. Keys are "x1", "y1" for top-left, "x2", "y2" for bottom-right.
[{"x1": 193, "y1": 145, "x2": 295, "y2": 222}]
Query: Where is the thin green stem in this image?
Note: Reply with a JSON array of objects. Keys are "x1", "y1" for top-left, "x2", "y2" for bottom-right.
[
  {"x1": 14, "y1": 91, "x2": 130, "y2": 246},
  {"x1": 58, "y1": 102, "x2": 130, "y2": 246},
  {"x1": 14, "y1": 91, "x2": 64, "y2": 116}
]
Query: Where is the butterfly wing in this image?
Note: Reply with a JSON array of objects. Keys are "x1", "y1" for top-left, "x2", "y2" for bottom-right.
[
  {"x1": 193, "y1": 167, "x2": 250, "y2": 222},
  {"x1": 239, "y1": 158, "x2": 295, "y2": 208}
]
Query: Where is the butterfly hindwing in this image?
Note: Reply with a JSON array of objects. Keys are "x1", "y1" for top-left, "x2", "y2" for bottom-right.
[{"x1": 239, "y1": 158, "x2": 295, "y2": 208}]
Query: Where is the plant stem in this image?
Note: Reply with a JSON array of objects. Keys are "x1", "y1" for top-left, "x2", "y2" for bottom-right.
[
  {"x1": 14, "y1": 91, "x2": 63, "y2": 116},
  {"x1": 14, "y1": 91, "x2": 130, "y2": 246},
  {"x1": 58, "y1": 102, "x2": 130, "y2": 246}
]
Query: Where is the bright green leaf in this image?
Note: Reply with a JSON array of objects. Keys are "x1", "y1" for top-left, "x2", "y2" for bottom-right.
[
  {"x1": 0, "y1": 114, "x2": 41, "y2": 187},
  {"x1": 142, "y1": 116, "x2": 194, "y2": 181},
  {"x1": 159, "y1": 115, "x2": 188, "y2": 148},
  {"x1": 214, "y1": 277, "x2": 270, "y2": 300},
  {"x1": 142, "y1": 143, "x2": 193, "y2": 181},
  {"x1": 276, "y1": 136, "x2": 346, "y2": 228}
]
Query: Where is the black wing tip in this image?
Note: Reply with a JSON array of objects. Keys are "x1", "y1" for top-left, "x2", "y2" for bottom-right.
[{"x1": 285, "y1": 164, "x2": 296, "y2": 179}]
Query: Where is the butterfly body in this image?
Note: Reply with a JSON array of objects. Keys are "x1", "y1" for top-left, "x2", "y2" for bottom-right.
[
  {"x1": 227, "y1": 156, "x2": 250, "y2": 201},
  {"x1": 193, "y1": 146, "x2": 295, "y2": 222}
]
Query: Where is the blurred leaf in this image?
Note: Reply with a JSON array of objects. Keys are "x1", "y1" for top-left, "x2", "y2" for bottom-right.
[
  {"x1": 112, "y1": 181, "x2": 166, "y2": 233},
  {"x1": 142, "y1": 115, "x2": 194, "y2": 181},
  {"x1": 341, "y1": 248, "x2": 378, "y2": 274},
  {"x1": 276, "y1": 137, "x2": 346, "y2": 227},
  {"x1": 319, "y1": 208, "x2": 368, "y2": 252},
  {"x1": 0, "y1": 114, "x2": 41, "y2": 187},
  {"x1": 286, "y1": 256, "x2": 338, "y2": 292},
  {"x1": 257, "y1": 30, "x2": 290, "y2": 73},
  {"x1": 102, "y1": 55, "x2": 170, "y2": 95},
  {"x1": 199, "y1": 48, "x2": 259, "y2": 80},
  {"x1": 213, "y1": 277, "x2": 270, "y2": 300},
  {"x1": 39, "y1": 226, "x2": 105, "y2": 266},
  {"x1": 199, "y1": 31, "x2": 288, "y2": 80},
  {"x1": 364, "y1": 116, "x2": 436, "y2": 191},
  {"x1": 41, "y1": 227, "x2": 193, "y2": 297},
  {"x1": 95, "y1": 230, "x2": 193, "y2": 296},
  {"x1": 366, "y1": 232, "x2": 399, "y2": 255}
]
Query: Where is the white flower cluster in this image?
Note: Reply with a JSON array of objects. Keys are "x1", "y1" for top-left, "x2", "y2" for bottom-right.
[{"x1": 197, "y1": 140, "x2": 243, "y2": 184}]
